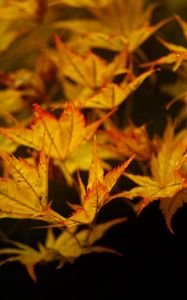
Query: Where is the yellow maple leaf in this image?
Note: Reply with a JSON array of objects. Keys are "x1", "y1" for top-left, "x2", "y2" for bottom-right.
[
  {"x1": 0, "y1": 241, "x2": 46, "y2": 282},
  {"x1": 56, "y1": 0, "x2": 170, "y2": 52},
  {"x1": 55, "y1": 35, "x2": 128, "y2": 104},
  {"x1": 141, "y1": 34, "x2": 187, "y2": 71},
  {"x1": 84, "y1": 69, "x2": 154, "y2": 109},
  {"x1": 0, "y1": 102, "x2": 112, "y2": 161},
  {"x1": 111, "y1": 121, "x2": 187, "y2": 213},
  {"x1": 55, "y1": 35, "x2": 127, "y2": 89},
  {"x1": 62, "y1": 141, "x2": 134, "y2": 226},
  {"x1": 54, "y1": 36, "x2": 154, "y2": 109},
  {"x1": 62, "y1": 71, "x2": 154, "y2": 110},
  {"x1": 0, "y1": 103, "x2": 114, "y2": 185},
  {"x1": 55, "y1": 36, "x2": 111, "y2": 88},
  {"x1": 0, "y1": 216, "x2": 126, "y2": 280},
  {"x1": 99, "y1": 123, "x2": 152, "y2": 161},
  {"x1": 0, "y1": 150, "x2": 65, "y2": 223}
]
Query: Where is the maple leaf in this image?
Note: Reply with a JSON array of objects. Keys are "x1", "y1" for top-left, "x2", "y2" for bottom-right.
[
  {"x1": 45, "y1": 217, "x2": 126, "y2": 259},
  {"x1": 57, "y1": 0, "x2": 170, "y2": 52},
  {"x1": 142, "y1": 34, "x2": 187, "y2": 72},
  {"x1": 0, "y1": 102, "x2": 112, "y2": 161},
  {"x1": 111, "y1": 121, "x2": 187, "y2": 214},
  {"x1": 54, "y1": 36, "x2": 154, "y2": 109},
  {"x1": 55, "y1": 35, "x2": 127, "y2": 89},
  {"x1": 0, "y1": 103, "x2": 114, "y2": 185},
  {"x1": 0, "y1": 217, "x2": 126, "y2": 281},
  {"x1": 79, "y1": 18, "x2": 170, "y2": 53},
  {"x1": 99, "y1": 123, "x2": 152, "y2": 161},
  {"x1": 0, "y1": 150, "x2": 65, "y2": 224},
  {"x1": 0, "y1": 240, "x2": 46, "y2": 282},
  {"x1": 62, "y1": 70, "x2": 154, "y2": 110},
  {"x1": 76, "y1": 70, "x2": 154, "y2": 109},
  {"x1": 62, "y1": 141, "x2": 134, "y2": 226},
  {"x1": 153, "y1": 15, "x2": 187, "y2": 72},
  {"x1": 64, "y1": 140, "x2": 118, "y2": 174}
]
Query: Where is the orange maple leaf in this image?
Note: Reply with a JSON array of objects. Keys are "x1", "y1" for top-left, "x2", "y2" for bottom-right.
[
  {"x1": 62, "y1": 141, "x2": 134, "y2": 226},
  {"x1": 0, "y1": 151, "x2": 64, "y2": 223},
  {"x1": 0, "y1": 102, "x2": 113, "y2": 161},
  {"x1": 111, "y1": 122, "x2": 187, "y2": 223}
]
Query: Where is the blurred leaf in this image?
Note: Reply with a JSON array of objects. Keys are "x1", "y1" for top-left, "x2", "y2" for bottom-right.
[
  {"x1": 49, "y1": 0, "x2": 112, "y2": 8},
  {"x1": 0, "y1": 135, "x2": 18, "y2": 153},
  {"x1": 99, "y1": 124, "x2": 152, "y2": 161},
  {"x1": 175, "y1": 15, "x2": 187, "y2": 39},
  {"x1": 74, "y1": 70, "x2": 155, "y2": 109},
  {"x1": 0, "y1": 90, "x2": 25, "y2": 113},
  {"x1": 0, "y1": 216, "x2": 125, "y2": 281},
  {"x1": 57, "y1": 0, "x2": 170, "y2": 52}
]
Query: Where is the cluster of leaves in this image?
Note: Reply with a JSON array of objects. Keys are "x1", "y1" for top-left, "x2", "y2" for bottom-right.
[{"x1": 0, "y1": 0, "x2": 187, "y2": 280}]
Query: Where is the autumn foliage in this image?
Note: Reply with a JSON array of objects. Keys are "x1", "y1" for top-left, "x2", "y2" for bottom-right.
[{"x1": 0, "y1": 0, "x2": 187, "y2": 281}]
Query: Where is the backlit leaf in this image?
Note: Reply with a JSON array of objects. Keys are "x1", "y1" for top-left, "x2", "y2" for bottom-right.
[
  {"x1": 0, "y1": 151, "x2": 65, "y2": 223},
  {"x1": 63, "y1": 142, "x2": 134, "y2": 226},
  {"x1": 75, "y1": 70, "x2": 154, "y2": 109},
  {"x1": 112, "y1": 122, "x2": 187, "y2": 213},
  {"x1": 55, "y1": 35, "x2": 127, "y2": 88},
  {"x1": 0, "y1": 217, "x2": 125, "y2": 280},
  {"x1": 141, "y1": 38, "x2": 187, "y2": 71},
  {"x1": 99, "y1": 124, "x2": 152, "y2": 161},
  {"x1": 60, "y1": 0, "x2": 170, "y2": 52},
  {"x1": 0, "y1": 241, "x2": 46, "y2": 282},
  {"x1": 0, "y1": 103, "x2": 113, "y2": 162}
]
